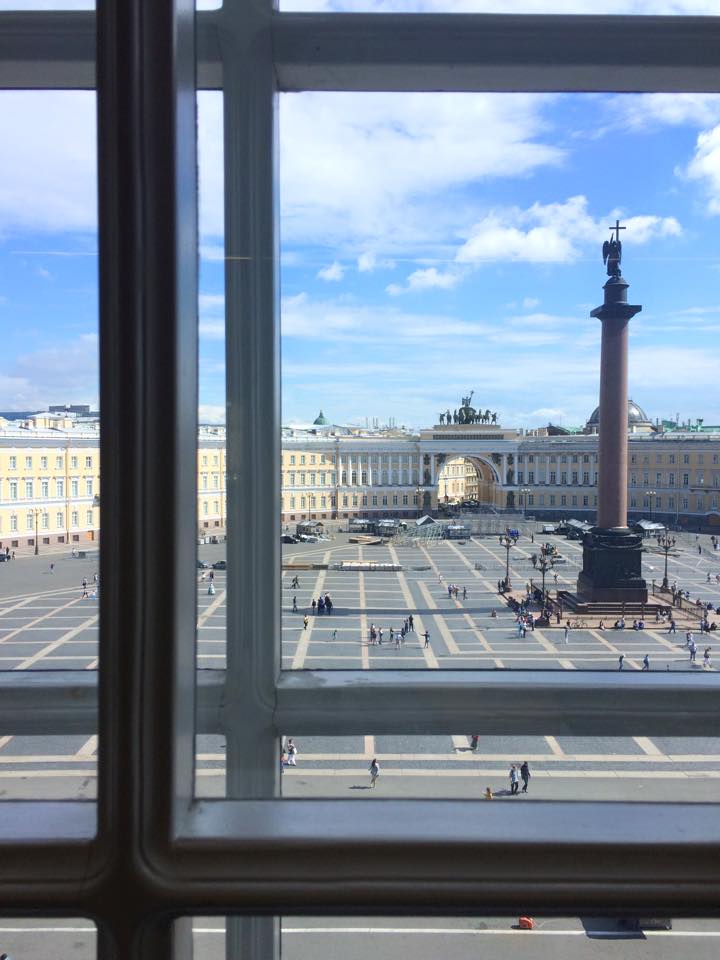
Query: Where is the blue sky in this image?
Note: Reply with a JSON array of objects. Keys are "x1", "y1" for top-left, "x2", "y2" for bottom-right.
[{"x1": 2, "y1": 84, "x2": 720, "y2": 430}]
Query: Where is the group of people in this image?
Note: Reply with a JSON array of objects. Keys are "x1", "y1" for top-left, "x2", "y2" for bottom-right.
[
  {"x1": 508, "y1": 762, "x2": 531, "y2": 795},
  {"x1": 368, "y1": 615, "x2": 426, "y2": 649},
  {"x1": 446, "y1": 583, "x2": 467, "y2": 600},
  {"x1": 80, "y1": 574, "x2": 99, "y2": 600},
  {"x1": 280, "y1": 738, "x2": 298, "y2": 771},
  {"x1": 311, "y1": 594, "x2": 333, "y2": 615}
]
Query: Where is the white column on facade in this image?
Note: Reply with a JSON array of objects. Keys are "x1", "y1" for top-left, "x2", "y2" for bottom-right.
[
  {"x1": 347, "y1": 452, "x2": 353, "y2": 487},
  {"x1": 430, "y1": 453, "x2": 436, "y2": 485},
  {"x1": 546, "y1": 455, "x2": 551, "y2": 484},
  {"x1": 368, "y1": 456, "x2": 373, "y2": 487},
  {"x1": 337, "y1": 453, "x2": 344, "y2": 487},
  {"x1": 501, "y1": 453, "x2": 507, "y2": 486}
]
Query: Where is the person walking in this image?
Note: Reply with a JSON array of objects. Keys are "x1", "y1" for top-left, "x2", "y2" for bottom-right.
[
  {"x1": 332, "y1": 629, "x2": 337, "y2": 642},
  {"x1": 423, "y1": 630, "x2": 430, "y2": 649},
  {"x1": 642, "y1": 654, "x2": 650, "y2": 671},
  {"x1": 377, "y1": 628, "x2": 383, "y2": 646},
  {"x1": 408, "y1": 614, "x2": 414, "y2": 631},
  {"x1": 689, "y1": 638, "x2": 697, "y2": 662},
  {"x1": 369, "y1": 758, "x2": 380, "y2": 788},
  {"x1": 49, "y1": 562, "x2": 54, "y2": 574},
  {"x1": 470, "y1": 734, "x2": 479, "y2": 750},
  {"x1": 618, "y1": 654, "x2": 625, "y2": 670},
  {"x1": 509, "y1": 764, "x2": 519, "y2": 795},
  {"x1": 291, "y1": 575, "x2": 300, "y2": 589},
  {"x1": 286, "y1": 739, "x2": 298, "y2": 766},
  {"x1": 311, "y1": 598, "x2": 316, "y2": 615},
  {"x1": 668, "y1": 618, "x2": 676, "y2": 634},
  {"x1": 462, "y1": 586, "x2": 467, "y2": 600},
  {"x1": 303, "y1": 614, "x2": 309, "y2": 630},
  {"x1": 292, "y1": 596, "x2": 298, "y2": 613},
  {"x1": 703, "y1": 647, "x2": 712, "y2": 669},
  {"x1": 520, "y1": 760, "x2": 531, "y2": 793},
  {"x1": 563, "y1": 622, "x2": 570, "y2": 644}
]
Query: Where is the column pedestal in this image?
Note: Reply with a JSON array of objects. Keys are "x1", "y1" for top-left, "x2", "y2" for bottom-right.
[{"x1": 577, "y1": 527, "x2": 647, "y2": 603}]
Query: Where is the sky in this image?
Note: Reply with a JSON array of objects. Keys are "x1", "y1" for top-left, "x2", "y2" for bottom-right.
[{"x1": 1, "y1": 3, "x2": 720, "y2": 430}]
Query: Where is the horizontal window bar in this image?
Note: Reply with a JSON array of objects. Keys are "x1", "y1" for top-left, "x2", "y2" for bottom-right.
[
  {"x1": 0, "y1": 669, "x2": 717, "y2": 737},
  {"x1": 275, "y1": 670, "x2": 720, "y2": 737},
  {"x1": 273, "y1": 14, "x2": 720, "y2": 93},
  {"x1": 0, "y1": 802, "x2": 97, "y2": 908},
  {"x1": 169, "y1": 799, "x2": 720, "y2": 913},
  {"x1": 2, "y1": 13, "x2": 720, "y2": 92}
]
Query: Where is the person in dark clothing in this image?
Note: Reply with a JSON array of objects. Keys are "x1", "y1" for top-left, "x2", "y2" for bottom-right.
[{"x1": 520, "y1": 760, "x2": 531, "y2": 793}]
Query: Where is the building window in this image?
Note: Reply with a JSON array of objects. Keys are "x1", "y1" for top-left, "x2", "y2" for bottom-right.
[
  {"x1": 669, "y1": 473, "x2": 675, "y2": 486},
  {"x1": 560, "y1": 472, "x2": 567, "y2": 485},
  {"x1": 630, "y1": 497, "x2": 637, "y2": 508},
  {"x1": 538, "y1": 495, "x2": 545, "y2": 505},
  {"x1": 56, "y1": 512, "x2": 63, "y2": 529},
  {"x1": 582, "y1": 472, "x2": 589, "y2": 484},
  {"x1": 9, "y1": 481, "x2": 17, "y2": 500},
  {"x1": 669, "y1": 454, "x2": 675, "y2": 464},
  {"x1": 656, "y1": 454, "x2": 662, "y2": 464},
  {"x1": 550, "y1": 472, "x2": 556, "y2": 484},
  {"x1": 630, "y1": 474, "x2": 637, "y2": 486},
  {"x1": 382, "y1": 495, "x2": 388, "y2": 506},
  {"x1": 71, "y1": 480, "x2": 79, "y2": 497},
  {"x1": 352, "y1": 495, "x2": 359, "y2": 506},
  {"x1": 668, "y1": 496, "x2": 675, "y2": 509},
  {"x1": 289, "y1": 497, "x2": 295, "y2": 510},
  {"x1": 528, "y1": 472, "x2": 534, "y2": 483},
  {"x1": 656, "y1": 473, "x2": 661, "y2": 485},
  {"x1": 85, "y1": 456, "x2": 93, "y2": 469},
  {"x1": 571, "y1": 495, "x2": 577, "y2": 506},
  {"x1": 528, "y1": 455, "x2": 534, "y2": 463},
  {"x1": 202, "y1": 455, "x2": 208, "y2": 466},
  {"x1": 25, "y1": 512, "x2": 34, "y2": 531},
  {"x1": 561, "y1": 495, "x2": 567, "y2": 506},
  {"x1": 549, "y1": 495, "x2": 555, "y2": 506},
  {"x1": 41, "y1": 480, "x2": 49, "y2": 497},
  {"x1": 42, "y1": 512, "x2": 50, "y2": 530},
  {"x1": 683, "y1": 474, "x2": 689, "y2": 487},
  {"x1": 372, "y1": 496, "x2": 378, "y2": 506},
  {"x1": 10, "y1": 514, "x2": 17, "y2": 532},
  {"x1": 203, "y1": 502, "x2": 208, "y2": 515},
  {"x1": 527, "y1": 495, "x2": 534, "y2": 506},
  {"x1": 300, "y1": 455, "x2": 305, "y2": 465},
  {"x1": 25, "y1": 456, "x2": 32, "y2": 469},
  {"x1": 342, "y1": 495, "x2": 348, "y2": 507},
  {"x1": 86, "y1": 510, "x2": 93, "y2": 526},
  {"x1": 86, "y1": 479, "x2": 93, "y2": 496},
  {"x1": 392, "y1": 495, "x2": 398, "y2": 506},
  {"x1": 684, "y1": 454, "x2": 690, "y2": 464},
  {"x1": 25, "y1": 480, "x2": 33, "y2": 498},
  {"x1": 40, "y1": 456, "x2": 48, "y2": 470},
  {"x1": 70, "y1": 456, "x2": 78, "y2": 469},
  {"x1": 289, "y1": 455, "x2": 295, "y2": 465},
  {"x1": 517, "y1": 471, "x2": 524, "y2": 484},
  {"x1": 300, "y1": 474, "x2": 306, "y2": 486},
  {"x1": 213, "y1": 475, "x2": 219, "y2": 489},
  {"x1": 362, "y1": 495, "x2": 368, "y2": 506},
  {"x1": 583, "y1": 496, "x2": 589, "y2": 507},
  {"x1": 698, "y1": 454, "x2": 704, "y2": 465},
  {"x1": 9, "y1": 456, "x2": 16, "y2": 469},
  {"x1": 402, "y1": 494, "x2": 408, "y2": 505},
  {"x1": 71, "y1": 511, "x2": 79, "y2": 528},
  {"x1": 683, "y1": 498, "x2": 689, "y2": 510},
  {"x1": 571, "y1": 471, "x2": 578, "y2": 484},
  {"x1": 55, "y1": 455, "x2": 63, "y2": 469}
]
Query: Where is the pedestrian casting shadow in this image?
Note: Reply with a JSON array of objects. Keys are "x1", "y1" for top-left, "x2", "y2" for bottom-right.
[
  {"x1": 580, "y1": 917, "x2": 645, "y2": 939},
  {"x1": 349, "y1": 785, "x2": 372, "y2": 790}
]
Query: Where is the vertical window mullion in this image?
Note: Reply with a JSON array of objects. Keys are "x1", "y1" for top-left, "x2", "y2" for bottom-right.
[{"x1": 97, "y1": 0, "x2": 197, "y2": 954}]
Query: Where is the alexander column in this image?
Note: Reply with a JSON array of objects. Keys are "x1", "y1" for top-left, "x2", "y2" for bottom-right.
[{"x1": 577, "y1": 221, "x2": 647, "y2": 603}]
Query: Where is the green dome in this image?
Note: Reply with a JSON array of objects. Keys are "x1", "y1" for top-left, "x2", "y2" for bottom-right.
[{"x1": 313, "y1": 410, "x2": 329, "y2": 426}]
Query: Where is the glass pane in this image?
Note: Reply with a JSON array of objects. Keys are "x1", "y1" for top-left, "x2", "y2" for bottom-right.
[
  {"x1": 280, "y1": 91, "x2": 720, "y2": 670},
  {"x1": 280, "y1": 0, "x2": 719, "y2": 12},
  {"x1": 0, "y1": 90, "x2": 99, "y2": 798},
  {"x1": 0, "y1": 918, "x2": 96, "y2": 959},
  {"x1": 194, "y1": 915, "x2": 720, "y2": 958},
  {"x1": 277, "y1": 734, "x2": 720, "y2": 800}
]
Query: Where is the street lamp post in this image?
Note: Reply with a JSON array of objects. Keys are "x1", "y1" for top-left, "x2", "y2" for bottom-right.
[
  {"x1": 520, "y1": 486, "x2": 531, "y2": 520},
  {"x1": 537, "y1": 547, "x2": 552, "y2": 603},
  {"x1": 501, "y1": 533, "x2": 513, "y2": 591},
  {"x1": 415, "y1": 486, "x2": 423, "y2": 519},
  {"x1": 659, "y1": 532, "x2": 676, "y2": 591},
  {"x1": 33, "y1": 507, "x2": 41, "y2": 556},
  {"x1": 644, "y1": 489, "x2": 656, "y2": 523}
]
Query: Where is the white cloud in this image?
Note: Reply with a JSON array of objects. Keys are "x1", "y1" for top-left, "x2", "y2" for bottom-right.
[
  {"x1": 522, "y1": 297, "x2": 540, "y2": 309},
  {"x1": 280, "y1": 92, "x2": 564, "y2": 252},
  {"x1": 199, "y1": 404, "x2": 226, "y2": 423},
  {"x1": 317, "y1": 260, "x2": 345, "y2": 282},
  {"x1": 357, "y1": 251, "x2": 376, "y2": 272},
  {"x1": 456, "y1": 196, "x2": 681, "y2": 266},
  {"x1": 386, "y1": 266, "x2": 463, "y2": 296},
  {"x1": 608, "y1": 93, "x2": 720, "y2": 132},
  {"x1": 34, "y1": 266, "x2": 52, "y2": 280},
  {"x1": 684, "y1": 124, "x2": 720, "y2": 214},
  {"x1": 0, "y1": 333, "x2": 99, "y2": 410}
]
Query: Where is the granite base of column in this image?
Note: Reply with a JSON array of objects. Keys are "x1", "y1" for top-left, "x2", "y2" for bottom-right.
[{"x1": 576, "y1": 527, "x2": 647, "y2": 604}]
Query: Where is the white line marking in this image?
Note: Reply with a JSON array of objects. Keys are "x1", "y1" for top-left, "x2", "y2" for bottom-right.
[{"x1": 633, "y1": 736, "x2": 663, "y2": 756}]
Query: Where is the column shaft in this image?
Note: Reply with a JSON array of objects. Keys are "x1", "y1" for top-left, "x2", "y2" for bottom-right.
[{"x1": 597, "y1": 318, "x2": 629, "y2": 529}]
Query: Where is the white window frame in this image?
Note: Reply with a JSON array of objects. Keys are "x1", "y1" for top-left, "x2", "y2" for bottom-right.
[{"x1": 1, "y1": 4, "x2": 720, "y2": 959}]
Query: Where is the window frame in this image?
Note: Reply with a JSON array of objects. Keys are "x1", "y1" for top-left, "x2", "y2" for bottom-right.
[{"x1": 1, "y1": 3, "x2": 720, "y2": 958}]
